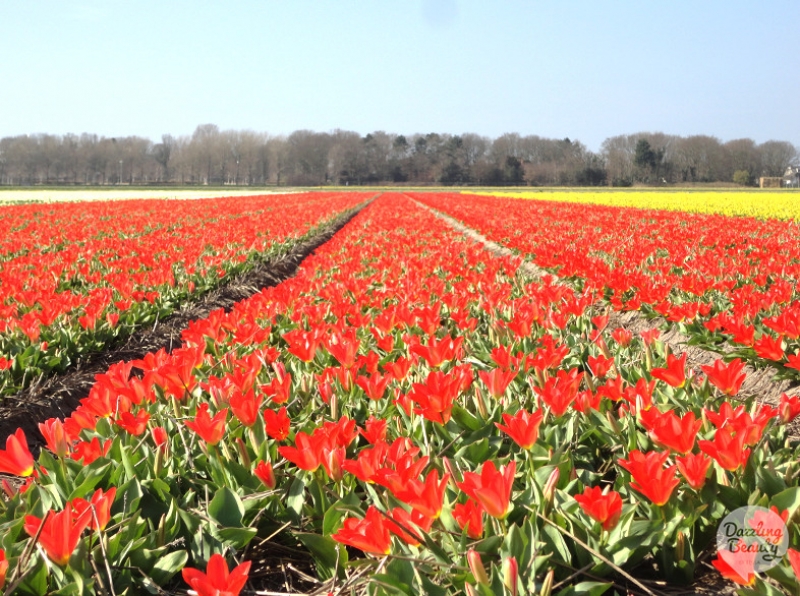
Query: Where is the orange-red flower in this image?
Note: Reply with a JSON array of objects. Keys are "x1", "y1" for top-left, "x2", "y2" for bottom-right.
[
  {"x1": 787, "y1": 548, "x2": 800, "y2": 579},
  {"x1": 533, "y1": 368, "x2": 582, "y2": 417},
  {"x1": 0, "y1": 428, "x2": 35, "y2": 477},
  {"x1": 182, "y1": 553, "x2": 251, "y2": 596},
  {"x1": 264, "y1": 407, "x2": 290, "y2": 441},
  {"x1": 115, "y1": 409, "x2": 150, "y2": 436},
  {"x1": 618, "y1": 450, "x2": 679, "y2": 506},
  {"x1": 479, "y1": 367, "x2": 517, "y2": 398},
  {"x1": 676, "y1": 452, "x2": 712, "y2": 490},
  {"x1": 393, "y1": 469, "x2": 449, "y2": 520},
  {"x1": 39, "y1": 418, "x2": 72, "y2": 458},
  {"x1": 573, "y1": 486, "x2": 623, "y2": 531},
  {"x1": 407, "y1": 370, "x2": 462, "y2": 425},
  {"x1": 453, "y1": 499, "x2": 484, "y2": 539},
  {"x1": 254, "y1": 460, "x2": 276, "y2": 489},
  {"x1": 24, "y1": 507, "x2": 92, "y2": 567},
  {"x1": 778, "y1": 393, "x2": 800, "y2": 424},
  {"x1": 70, "y1": 437, "x2": 112, "y2": 465},
  {"x1": 332, "y1": 506, "x2": 392, "y2": 555},
  {"x1": 698, "y1": 426, "x2": 751, "y2": 472},
  {"x1": 495, "y1": 409, "x2": 544, "y2": 450},
  {"x1": 0, "y1": 549, "x2": 7, "y2": 591},
  {"x1": 645, "y1": 410, "x2": 702, "y2": 455},
  {"x1": 457, "y1": 460, "x2": 516, "y2": 519},
  {"x1": 359, "y1": 415, "x2": 388, "y2": 445},
  {"x1": 701, "y1": 358, "x2": 747, "y2": 396},
  {"x1": 342, "y1": 442, "x2": 389, "y2": 483},
  {"x1": 229, "y1": 388, "x2": 263, "y2": 427},
  {"x1": 356, "y1": 372, "x2": 392, "y2": 401},
  {"x1": 711, "y1": 541, "x2": 757, "y2": 586},
  {"x1": 151, "y1": 426, "x2": 168, "y2": 450},
  {"x1": 278, "y1": 431, "x2": 322, "y2": 472},
  {"x1": 71, "y1": 487, "x2": 117, "y2": 531},
  {"x1": 650, "y1": 352, "x2": 687, "y2": 388},
  {"x1": 185, "y1": 403, "x2": 228, "y2": 446},
  {"x1": 384, "y1": 507, "x2": 432, "y2": 546}
]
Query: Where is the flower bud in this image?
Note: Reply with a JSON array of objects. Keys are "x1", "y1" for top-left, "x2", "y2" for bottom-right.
[
  {"x1": 254, "y1": 460, "x2": 276, "y2": 489},
  {"x1": 503, "y1": 557, "x2": 518, "y2": 596},
  {"x1": 235, "y1": 437, "x2": 251, "y2": 469},
  {"x1": 543, "y1": 467, "x2": 560, "y2": 508},
  {"x1": 605, "y1": 410, "x2": 621, "y2": 435},
  {"x1": 474, "y1": 388, "x2": 489, "y2": 419},
  {"x1": 676, "y1": 531, "x2": 686, "y2": 562},
  {"x1": 539, "y1": 569, "x2": 554, "y2": 596},
  {"x1": 467, "y1": 549, "x2": 490, "y2": 586}
]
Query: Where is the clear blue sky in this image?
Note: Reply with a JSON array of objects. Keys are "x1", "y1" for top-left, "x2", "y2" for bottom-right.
[{"x1": 1, "y1": 0, "x2": 798, "y2": 151}]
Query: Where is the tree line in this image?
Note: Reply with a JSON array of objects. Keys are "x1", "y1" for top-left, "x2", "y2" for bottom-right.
[{"x1": 0, "y1": 125, "x2": 797, "y2": 187}]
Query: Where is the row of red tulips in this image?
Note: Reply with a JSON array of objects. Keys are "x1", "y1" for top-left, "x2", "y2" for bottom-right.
[
  {"x1": 0, "y1": 192, "x2": 365, "y2": 397},
  {"x1": 0, "y1": 192, "x2": 798, "y2": 595},
  {"x1": 410, "y1": 192, "x2": 800, "y2": 384}
]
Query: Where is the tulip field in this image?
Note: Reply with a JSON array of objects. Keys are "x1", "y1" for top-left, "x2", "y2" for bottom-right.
[{"x1": 1, "y1": 190, "x2": 800, "y2": 595}]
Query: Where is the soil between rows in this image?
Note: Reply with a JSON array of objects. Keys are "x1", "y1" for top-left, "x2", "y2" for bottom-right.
[{"x1": 0, "y1": 200, "x2": 373, "y2": 447}]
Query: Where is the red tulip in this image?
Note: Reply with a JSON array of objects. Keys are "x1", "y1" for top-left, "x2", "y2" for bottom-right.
[
  {"x1": 533, "y1": 368, "x2": 582, "y2": 417},
  {"x1": 39, "y1": 418, "x2": 72, "y2": 458},
  {"x1": 229, "y1": 388, "x2": 262, "y2": 427},
  {"x1": 152, "y1": 426, "x2": 168, "y2": 450},
  {"x1": 332, "y1": 506, "x2": 392, "y2": 555},
  {"x1": 479, "y1": 367, "x2": 517, "y2": 398},
  {"x1": 753, "y1": 333, "x2": 784, "y2": 361},
  {"x1": 711, "y1": 541, "x2": 756, "y2": 586},
  {"x1": 342, "y1": 441, "x2": 389, "y2": 483},
  {"x1": 0, "y1": 549, "x2": 7, "y2": 590},
  {"x1": 573, "y1": 486, "x2": 623, "y2": 531},
  {"x1": 618, "y1": 450, "x2": 679, "y2": 506},
  {"x1": 787, "y1": 548, "x2": 800, "y2": 579},
  {"x1": 676, "y1": 452, "x2": 712, "y2": 490},
  {"x1": 453, "y1": 500, "x2": 484, "y2": 539},
  {"x1": 392, "y1": 469, "x2": 449, "y2": 520},
  {"x1": 0, "y1": 428, "x2": 35, "y2": 477},
  {"x1": 495, "y1": 409, "x2": 544, "y2": 450},
  {"x1": 646, "y1": 410, "x2": 702, "y2": 455},
  {"x1": 185, "y1": 403, "x2": 228, "y2": 446},
  {"x1": 650, "y1": 352, "x2": 687, "y2": 388},
  {"x1": 115, "y1": 409, "x2": 151, "y2": 436},
  {"x1": 359, "y1": 415, "x2": 388, "y2": 445},
  {"x1": 698, "y1": 426, "x2": 751, "y2": 472},
  {"x1": 384, "y1": 507, "x2": 432, "y2": 546},
  {"x1": 701, "y1": 358, "x2": 747, "y2": 396},
  {"x1": 254, "y1": 460, "x2": 276, "y2": 489},
  {"x1": 264, "y1": 407, "x2": 290, "y2": 441},
  {"x1": 278, "y1": 431, "x2": 324, "y2": 472},
  {"x1": 182, "y1": 553, "x2": 251, "y2": 596},
  {"x1": 24, "y1": 507, "x2": 92, "y2": 567},
  {"x1": 458, "y1": 460, "x2": 515, "y2": 519},
  {"x1": 70, "y1": 437, "x2": 112, "y2": 465},
  {"x1": 407, "y1": 370, "x2": 462, "y2": 425},
  {"x1": 356, "y1": 372, "x2": 392, "y2": 401},
  {"x1": 71, "y1": 487, "x2": 117, "y2": 531},
  {"x1": 778, "y1": 393, "x2": 800, "y2": 424}
]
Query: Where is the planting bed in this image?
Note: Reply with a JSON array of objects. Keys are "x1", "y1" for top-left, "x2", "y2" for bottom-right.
[{"x1": 0, "y1": 191, "x2": 798, "y2": 596}]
